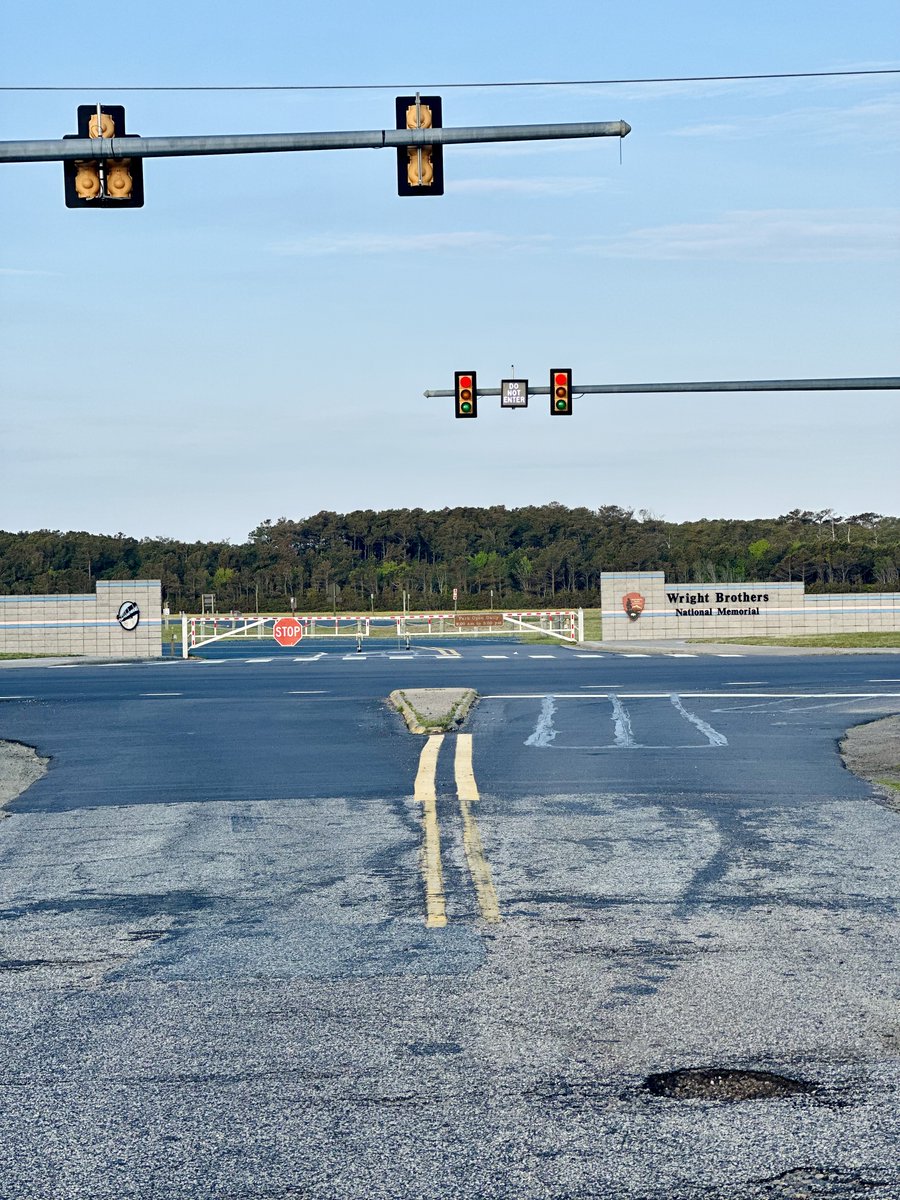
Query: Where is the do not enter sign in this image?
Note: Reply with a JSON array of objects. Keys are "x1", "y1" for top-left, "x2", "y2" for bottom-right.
[{"x1": 272, "y1": 617, "x2": 304, "y2": 647}]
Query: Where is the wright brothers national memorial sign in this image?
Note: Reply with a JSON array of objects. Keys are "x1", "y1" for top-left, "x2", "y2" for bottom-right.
[{"x1": 600, "y1": 571, "x2": 900, "y2": 641}]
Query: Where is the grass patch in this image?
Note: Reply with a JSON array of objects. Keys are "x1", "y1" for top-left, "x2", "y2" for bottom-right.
[
  {"x1": 876, "y1": 777, "x2": 900, "y2": 792},
  {"x1": 688, "y1": 632, "x2": 900, "y2": 649},
  {"x1": 0, "y1": 652, "x2": 73, "y2": 660},
  {"x1": 582, "y1": 608, "x2": 602, "y2": 641}
]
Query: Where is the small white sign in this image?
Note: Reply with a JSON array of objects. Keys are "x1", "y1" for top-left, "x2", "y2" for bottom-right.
[{"x1": 501, "y1": 378, "x2": 529, "y2": 408}]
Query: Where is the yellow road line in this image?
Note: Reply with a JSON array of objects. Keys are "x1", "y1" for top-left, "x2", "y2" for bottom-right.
[
  {"x1": 454, "y1": 734, "x2": 501, "y2": 923},
  {"x1": 414, "y1": 734, "x2": 447, "y2": 928}
]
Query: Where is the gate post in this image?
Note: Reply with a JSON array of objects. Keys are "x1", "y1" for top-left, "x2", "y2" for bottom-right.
[{"x1": 181, "y1": 612, "x2": 188, "y2": 659}]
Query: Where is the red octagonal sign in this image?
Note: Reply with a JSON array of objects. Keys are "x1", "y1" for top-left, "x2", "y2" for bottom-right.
[{"x1": 272, "y1": 616, "x2": 304, "y2": 647}]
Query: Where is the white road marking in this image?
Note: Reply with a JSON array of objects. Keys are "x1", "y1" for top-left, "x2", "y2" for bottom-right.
[
  {"x1": 483, "y1": 692, "x2": 900, "y2": 700},
  {"x1": 870, "y1": 678, "x2": 900, "y2": 682},
  {"x1": 670, "y1": 694, "x2": 728, "y2": 746},
  {"x1": 0, "y1": 696, "x2": 33, "y2": 701},
  {"x1": 576, "y1": 654, "x2": 604, "y2": 658},
  {"x1": 288, "y1": 690, "x2": 328, "y2": 695},
  {"x1": 667, "y1": 653, "x2": 698, "y2": 658},
  {"x1": 716, "y1": 653, "x2": 746, "y2": 657},
  {"x1": 482, "y1": 655, "x2": 508, "y2": 659},
  {"x1": 609, "y1": 694, "x2": 637, "y2": 748},
  {"x1": 621, "y1": 654, "x2": 651, "y2": 658},
  {"x1": 46, "y1": 664, "x2": 79, "y2": 668},
  {"x1": 551, "y1": 743, "x2": 723, "y2": 751},
  {"x1": 244, "y1": 658, "x2": 273, "y2": 663},
  {"x1": 784, "y1": 698, "x2": 881, "y2": 712},
  {"x1": 140, "y1": 692, "x2": 182, "y2": 697},
  {"x1": 197, "y1": 658, "x2": 228, "y2": 663},
  {"x1": 525, "y1": 696, "x2": 558, "y2": 747},
  {"x1": 528, "y1": 654, "x2": 556, "y2": 659},
  {"x1": 342, "y1": 655, "x2": 368, "y2": 660},
  {"x1": 726, "y1": 681, "x2": 766, "y2": 685},
  {"x1": 293, "y1": 654, "x2": 325, "y2": 661}
]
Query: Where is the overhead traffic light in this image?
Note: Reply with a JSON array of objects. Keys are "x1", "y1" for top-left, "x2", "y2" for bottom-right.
[
  {"x1": 550, "y1": 368, "x2": 573, "y2": 416},
  {"x1": 396, "y1": 95, "x2": 444, "y2": 196},
  {"x1": 455, "y1": 371, "x2": 477, "y2": 419},
  {"x1": 64, "y1": 105, "x2": 144, "y2": 208}
]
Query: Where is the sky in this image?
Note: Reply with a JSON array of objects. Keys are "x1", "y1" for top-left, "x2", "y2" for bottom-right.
[{"x1": 1, "y1": 0, "x2": 898, "y2": 543}]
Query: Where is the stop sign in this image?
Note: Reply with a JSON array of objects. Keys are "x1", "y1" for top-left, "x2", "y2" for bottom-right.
[{"x1": 272, "y1": 616, "x2": 304, "y2": 647}]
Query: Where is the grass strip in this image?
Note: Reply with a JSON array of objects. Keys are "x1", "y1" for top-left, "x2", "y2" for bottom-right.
[{"x1": 688, "y1": 632, "x2": 900, "y2": 649}]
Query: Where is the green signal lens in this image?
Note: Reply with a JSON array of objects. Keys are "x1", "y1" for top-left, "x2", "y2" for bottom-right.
[
  {"x1": 461, "y1": 401, "x2": 472, "y2": 413},
  {"x1": 555, "y1": 398, "x2": 567, "y2": 410}
]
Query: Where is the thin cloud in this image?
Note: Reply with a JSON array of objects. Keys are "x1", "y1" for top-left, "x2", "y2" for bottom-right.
[
  {"x1": 671, "y1": 95, "x2": 900, "y2": 143},
  {"x1": 583, "y1": 208, "x2": 900, "y2": 262},
  {"x1": 0, "y1": 267, "x2": 58, "y2": 276},
  {"x1": 451, "y1": 176, "x2": 611, "y2": 196},
  {"x1": 271, "y1": 231, "x2": 553, "y2": 256}
]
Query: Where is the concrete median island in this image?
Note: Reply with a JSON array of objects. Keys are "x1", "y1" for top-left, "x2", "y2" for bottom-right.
[
  {"x1": 841, "y1": 715, "x2": 900, "y2": 812},
  {"x1": 0, "y1": 740, "x2": 48, "y2": 814},
  {"x1": 389, "y1": 688, "x2": 477, "y2": 735}
]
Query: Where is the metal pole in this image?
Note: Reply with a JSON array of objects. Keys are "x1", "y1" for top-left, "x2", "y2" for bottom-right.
[
  {"x1": 0, "y1": 120, "x2": 631, "y2": 164},
  {"x1": 423, "y1": 376, "x2": 900, "y2": 397}
]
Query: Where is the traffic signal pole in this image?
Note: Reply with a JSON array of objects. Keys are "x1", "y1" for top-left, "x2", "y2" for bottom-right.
[
  {"x1": 0, "y1": 119, "x2": 631, "y2": 164},
  {"x1": 424, "y1": 376, "x2": 900, "y2": 398}
]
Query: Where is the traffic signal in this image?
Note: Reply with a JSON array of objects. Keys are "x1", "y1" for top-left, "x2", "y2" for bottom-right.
[
  {"x1": 396, "y1": 96, "x2": 444, "y2": 196},
  {"x1": 550, "y1": 368, "x2": 573, "y2": 416},
  {"x1": 455, "y1": 371, "x2": 477, "y2": 419},
  {"x1": 64, "y1": 105, "x2": 144, "y2": 208}
]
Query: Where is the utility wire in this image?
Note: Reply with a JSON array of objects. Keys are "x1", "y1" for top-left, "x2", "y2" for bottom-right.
[{"x1": 2, "y1": 68, "x2": 898, "y2": 92}]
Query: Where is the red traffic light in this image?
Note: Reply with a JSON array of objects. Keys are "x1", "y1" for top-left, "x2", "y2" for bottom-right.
[
  {"x1": 550, "y1": 367, "x2": 573, "y2": 416},
  {"x1": 454, "y1": 370, "x2": 478, "y2": 419}
]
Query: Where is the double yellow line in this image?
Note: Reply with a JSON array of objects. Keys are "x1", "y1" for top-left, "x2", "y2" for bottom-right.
[{"x1": 413, "y1": 733, "x2": 500, "y2": 928}]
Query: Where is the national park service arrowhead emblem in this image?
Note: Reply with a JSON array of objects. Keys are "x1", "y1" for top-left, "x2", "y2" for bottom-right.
[{"x1": 622, "y1": 592, "x2": 645, "y2": 621}]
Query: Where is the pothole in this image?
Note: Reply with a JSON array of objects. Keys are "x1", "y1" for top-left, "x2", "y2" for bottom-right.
[{"x1": 643, "y1": 1067, "x2": 816, "y2": 1101}]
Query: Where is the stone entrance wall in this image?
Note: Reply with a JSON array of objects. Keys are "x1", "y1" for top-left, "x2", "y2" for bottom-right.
[
  {"x1": 0, "y1": 580, "x2": 162, "y2": 658},
  {"x1": 600, "y1": 571, "x2": 900, "y2": 641}
]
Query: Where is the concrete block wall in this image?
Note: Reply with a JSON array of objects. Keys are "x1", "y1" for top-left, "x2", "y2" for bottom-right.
[
  {"x1": 600, "y1": 571, "x2": 900, "y2": 640},
  {"x1": 0, "y1": 581, "x2": 162, "y2": 658}
]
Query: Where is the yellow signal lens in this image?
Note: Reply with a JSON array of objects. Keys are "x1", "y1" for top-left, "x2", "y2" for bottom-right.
[
  {"x1": 74, "y1": 161, "x2": 101, "y2": 198},
  {"x1": 105, "y1": 160, "x2": 134, "y2": 199}
]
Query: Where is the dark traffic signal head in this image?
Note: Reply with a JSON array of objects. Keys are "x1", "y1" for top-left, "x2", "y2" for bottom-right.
[
  {"x1": 550, "y1": 368, "x2": 573, "y2": 416},
  {"x1": 455, "y1": 371, "x2": 477, "y2": 419},
  {"x1": 64, "y1": 105, "x2": 144, "y2": 208},
  {"x1": 396, "y1": 95, "x2": 444, "y2": 196}
]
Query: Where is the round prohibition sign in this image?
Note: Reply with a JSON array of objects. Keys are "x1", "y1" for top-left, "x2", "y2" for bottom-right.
[{"x1": 272, "y1": 617, "x2": 304, "y2": 647}]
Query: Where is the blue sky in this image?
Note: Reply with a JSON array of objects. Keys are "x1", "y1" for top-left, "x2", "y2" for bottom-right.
[{"x1": 2, "y1": 1, "x2": 898, "y2": 541}]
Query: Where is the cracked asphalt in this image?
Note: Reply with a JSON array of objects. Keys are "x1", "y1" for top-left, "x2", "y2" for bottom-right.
[{"x1": 0, "y1": 644, "x2": 898, "y2": 1198}]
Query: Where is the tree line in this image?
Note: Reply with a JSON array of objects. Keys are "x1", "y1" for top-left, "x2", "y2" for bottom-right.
[{"x1": 1, "y1": 505, "x2": 897, "y2": 612}]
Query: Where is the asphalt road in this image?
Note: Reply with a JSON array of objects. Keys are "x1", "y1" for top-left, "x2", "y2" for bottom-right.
[{"x1": 0, "y1": 640, "x2": 898, "y2": 1199}]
